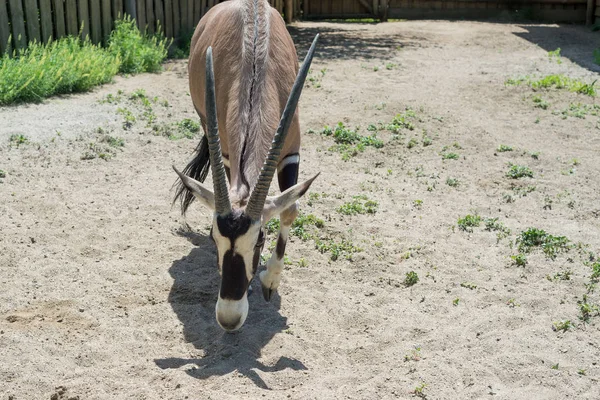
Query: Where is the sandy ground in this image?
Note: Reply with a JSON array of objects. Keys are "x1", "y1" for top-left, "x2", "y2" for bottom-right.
[{"x1": 1, "y1": 21, "x2": 600, "y2": 399}]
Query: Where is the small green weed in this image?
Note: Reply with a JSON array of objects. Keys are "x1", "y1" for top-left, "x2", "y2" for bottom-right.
[
  {"x1": 461, "y1": 282, "x2": 477, "y2": 290},
  {"x1": 497, "y1": 144, "x2": 513, "y2": 152},
  {"x1": 548, "y1": 48, "x2": 562, "y2": 64},
  {"x1": 0, "y1": 170, "x2": 6, "y2": 179},
  {"x1": 387, "y1": 109, "x2": 416, "y2": 132},
  {"x1": 506, "y1": 163, "x2": 533, "y2": 179},
  {"x1": 338, "y1": 195, "x2": 378, "y2": 215},
  {"x1": 446, "y1": 177, "x2": 459, "y2": 187},
  {"x1": 578, "y1": 294, "x2": 599, "y2": 322},
  {"x1": 457, "y1": 214, "x2": 481, "y2": 232},
  {"x1": 511, "y1": 253, "x2": 527, "y2": 267},
  {"x1": 9, "y1": 134, "x2": 28, "y2": 146},
  {"x1": 413, "y1": 382, "x2": 427, "y2": 398},
  {"x1": 552, "y1": 320, "x2": 572, "y2": 332},
  {"x1": 441, "y1": 152, "x2": 459, "y2": 160},
  {"x1": 517, "y1": 228, "x2": 570, "y2": 260},
  {"x1": 404, "y1": 271, "x2": 419, "y2": 287}
]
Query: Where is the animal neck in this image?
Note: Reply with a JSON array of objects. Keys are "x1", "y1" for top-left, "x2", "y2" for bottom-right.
[{"x1": 231, "y1": 0, "x2": 275, "y2": 194}]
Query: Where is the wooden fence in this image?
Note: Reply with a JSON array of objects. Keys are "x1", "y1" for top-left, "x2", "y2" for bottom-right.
[
  {"x1": 305, "y1": 0, "x2": 593, "y2": 23},
  {"x1": 0, "y1": 0, "x2": 298, "y2": 56}
]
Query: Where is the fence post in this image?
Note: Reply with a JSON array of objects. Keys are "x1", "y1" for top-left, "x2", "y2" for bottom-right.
[
  {"x1": 285, "y1": 0, "x2": 293, "y2": 22},
  {"x1": 125, "y1": 0, "x2": 137, "y2": 19},
  {"x1": 587, "y1": 0, "x2": 595, "y2": 25},
  {"x1": 0, "y1": 0, "x2": 11, "y2": 54}
]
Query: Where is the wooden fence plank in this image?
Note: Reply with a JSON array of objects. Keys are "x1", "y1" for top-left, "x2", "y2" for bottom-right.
[
  {"x1": 155, "y1": 0, "x2": 165, "y2": 33},
  {"x1": 173, "y1": 0, "x2": 181, "y2": 37},
  {"x1": 65, "y1": 0, "x2": 79, "y2": 36},
  {"x1": 201, "y1": 0, "x2": 206, "y2": 16},
  {"x1": 136, "y1": 0, "x2": 147, "y2": 31},
  {"x1": 53, "y1": 0, "x2": 66, "y2": 39},
  {"x1": 101, "y1": 0, "x2": 112, "y2": 42},
  {"x1": 77, "y1": 0, "x2": 89, "y2": 40},
  {"x1": 186, "y1": 0, "x2": 193, "y2": 31},
  {"x1": 0, "y1": 0, "x2": 11, "y2": 54},
  {"x1": 194, "y1": 0, "x2": 201, "y2": 25},
  {"x1": 180, "y1": 0, "x2": 188, "y2": 31},
  {"x1": 90, "y1": 0, "x2": 102, "y2": 43},
  {"x1": 39, "y1": 0, "x2": 53, "y2": 43},
  {"x1": 146, "y1": 0, "x2": 155, "y2": 33},
  {"x1": 24, "y1": 0, "x2": 41, "y2": 43},
  {"x1": 9, "y1": 0, "x2": 27, "y2": 49},
  {"x1": 164, "y1": 0, "x2": 174, "y2": 37},
  {"x1": 113, "y1": 0, "x2": 124, "y2": 20}
]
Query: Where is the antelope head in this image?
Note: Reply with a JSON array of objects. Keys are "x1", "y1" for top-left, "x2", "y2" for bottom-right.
[{"x1": 174, "y1": 36, "x2": 319, "y2": 332}]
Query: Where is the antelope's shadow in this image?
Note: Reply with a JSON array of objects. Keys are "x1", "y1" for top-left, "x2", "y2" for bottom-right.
[{"x1": 154, "y1": 227, "x2": 306, "y2": 389}]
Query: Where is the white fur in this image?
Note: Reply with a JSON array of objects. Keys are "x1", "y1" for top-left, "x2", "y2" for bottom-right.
[{"x1": 216, "y1": 292, "x2": 249, "y2": 331}]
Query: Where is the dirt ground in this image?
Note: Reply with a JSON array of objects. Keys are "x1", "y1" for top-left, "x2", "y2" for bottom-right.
[{"x1": 2, "y1": 20, "x2": 600, "y2": 399}]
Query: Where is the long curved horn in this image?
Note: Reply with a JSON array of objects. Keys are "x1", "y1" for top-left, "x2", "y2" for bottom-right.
[
  {"x1": 245, "y1": 34, "x2": 319, "y2": 221},
  {"x1": 205, "y1": 47, "x2": 232, "y2": 215}
]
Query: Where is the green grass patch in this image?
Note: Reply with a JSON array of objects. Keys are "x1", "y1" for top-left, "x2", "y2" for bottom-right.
[
  {"x1": 0, "y1": 17, "x2": 168, "y2": 106},
  {"x1": 458, "y1": 214, "x2": 481, "y2": 232},
  {"x1": 516, "y1": 228, "x2": 570, "y2": 260},
  {"x1": 497, "y1": 144, "x2": 513, "y2": 152},
  {"x1": 338, "y1": 195, "x2": 378, "y2": 215},
  {"x1": 507, "y1": 74, "x2": 596, "y2": 97},
  {"x1": 319, "y1": 122, "x2": 383, "y2": 160},
  {"x1": 506, "y1": 163, "x2": 533, "y2": 179}
]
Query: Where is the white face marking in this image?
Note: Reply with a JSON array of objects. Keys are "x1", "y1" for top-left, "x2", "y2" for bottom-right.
[
  {"x1": 234, "y1": 222, "x2": 262, "y2": 281},
  {"x1": 211, "y1": 216, "x2": 262, "y2": 281},
  {"x1": 211, "y1": 216, "x2": 229, "y2": 274},
  {"x1": 216, "y1": 292, "x2": 249, "y2": 331}
]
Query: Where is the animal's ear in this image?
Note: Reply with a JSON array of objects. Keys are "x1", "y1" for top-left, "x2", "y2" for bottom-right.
[
  {"x1": 262, "y1": 173, "x2": 320, "y2": 222},
  {"x1": 173, "y1": 166, "x2": 215, "y2": 210}
]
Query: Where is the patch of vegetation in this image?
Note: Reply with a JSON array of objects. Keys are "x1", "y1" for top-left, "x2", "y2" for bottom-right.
[
  {"x1": 511, "y1": 253, "x2": 527, "y2": 267},
  {"x1": 102, "y1": 135, "x2": 125, "y2": 148},
  {"x1": 446, "y1": 177, "x2": 460, "y2": 187},
  {"x1": 404, "y1": 271, "x2": 419, "y2": 287},
  {"x1": 171, "y1": 118, "x2": 201, "y2": 139},
  {"x1": 0, "y1": 18, "x2": 168, "y2": 105},
  {"x1": 413, "y1": 199, "x2": 423, "y2": 209},
  {"x1": 548, "y1": 48, "x2": 562, "y2": 64},
  {"x1": 81, "y1": 142, "x2": 115, "y2": 161},
  {"x1": 117, "y1": 107, "x2": 136, "y2": 130},
  {"x1": 497, "y1": 144, "x2": 513, "y2": 152},
  {"x1": 320, "y1": 122, "x2": 384, "y2": 161},
  {"x1": 307, "y1": 68, "x2": 327, "y2": 88},
  {"x1": 506, "y1": 163, "x2": 533, "y2": 179},
  {"x1": 407, "y1": 137, "x2": 418, "y2": 149},
  {"x1": 441, "y1": 152, "x2": 459, "y2": 160},
  {"x1": 461, "y1": 282, "x2": 477, "y2": 290},
  {"x1": 9, "y1": 134, "x2": 29, "y2": 147},
  {"x1": 560, "y1": 103, "x2": 600, "y2": 119},
  {"x1": 413, "y1": 382, "x2": 427, "y2": 398},
  {"x1": 516, "y1": 228, "x2": 571, "y2": 260},
  {"x1": 532, "y1": 95, "x2": 549, "y2": 110},
  {"x1": 291, "y1": 213, "x2": 325, "y2": 241},
  {"x1": 314, "y1": 237, "x2": 361, "y2": 261},
  {"x1": 338, "y1": 195, "x2": 378, "y2": 215},
  {"x1": 108, "y1": 16, "x2": 169, "y2": 74},
  {"x1": 0, "y1": 170, "x2": 6, "y2": 179},
  {"x1": 457, "y1": 214, "x2": 481, "y2": 232},
  {"x1": 578, "y1": 294, "x2": 599, "y2": 323},
  {"x1": 552, "y1": 320, "x2": 573, "y2": 332},
  {"x1": 507, "y1": 74, "x2": 597, "y2": 96},
  {"x1": 484, "y1": 217, "x2": 511, "y2": 241},
  {"x1": 387, "y1": 109, "x2": 417, "y2": 132}
]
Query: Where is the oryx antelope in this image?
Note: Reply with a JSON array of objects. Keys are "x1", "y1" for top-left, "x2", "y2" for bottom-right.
[{"x1": 173, "y1": 0, "x2": 319, "y2": 332}]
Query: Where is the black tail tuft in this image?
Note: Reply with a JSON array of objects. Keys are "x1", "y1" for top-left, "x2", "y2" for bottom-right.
[{"x1": 173, "y1": 134, "x2": 210, "y2": 215}]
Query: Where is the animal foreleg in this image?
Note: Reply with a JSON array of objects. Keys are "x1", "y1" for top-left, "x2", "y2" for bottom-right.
[{"x1": 259, "y1": 154, "x2": 300, "y2": 301}]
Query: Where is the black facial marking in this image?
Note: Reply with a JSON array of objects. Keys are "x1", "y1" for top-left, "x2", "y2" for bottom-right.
[
  {"x1": 216, "y1": 212, "x2": 252, "y2": 240},
  {"x1": 220, "y1": 250, "x2": 249, "y2": 300},
  {"x1": 277, "y1": 155, "x2": 299, "y2": 192},
  {"x1": 276, "y1": 235, "x2": 287, "y2": 259}
]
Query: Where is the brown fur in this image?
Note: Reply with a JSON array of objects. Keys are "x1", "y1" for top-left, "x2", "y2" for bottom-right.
[{"x1": 188, "y1": 0, "x2": 301, "y2": 202}]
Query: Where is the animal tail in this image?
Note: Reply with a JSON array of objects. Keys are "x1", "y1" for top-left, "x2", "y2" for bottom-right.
[{"x1": 173, "y1": 134, "x2": 210, "y2": 215}]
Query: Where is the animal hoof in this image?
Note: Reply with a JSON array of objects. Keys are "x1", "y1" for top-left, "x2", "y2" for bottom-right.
[{"x1": 262, "y1": 284, "x2": 274, "y2": 302}]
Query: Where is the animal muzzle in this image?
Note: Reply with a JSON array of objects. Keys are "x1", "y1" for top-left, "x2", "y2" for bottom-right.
[{"x1": 215, "y1": 292, "x2": 249, "y2": 332}]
